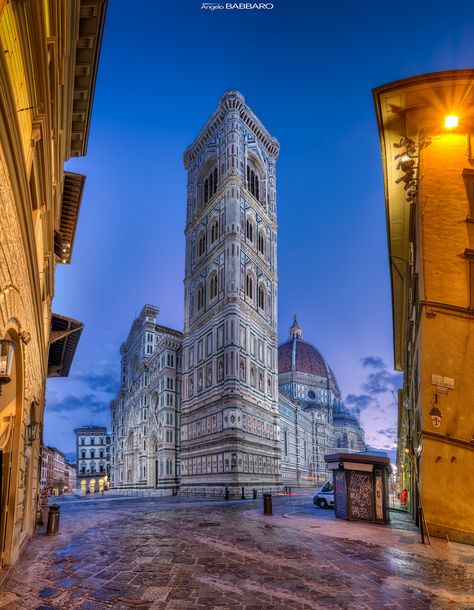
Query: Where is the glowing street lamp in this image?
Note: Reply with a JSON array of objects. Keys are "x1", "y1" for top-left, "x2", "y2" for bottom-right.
[{"x1": 444, "y1": 115, "x2": 459, "y2": 129}]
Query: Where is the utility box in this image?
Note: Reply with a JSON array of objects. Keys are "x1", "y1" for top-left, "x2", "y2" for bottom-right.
[{"x1": 324, "y1": 452, "x2": 391, "y2": 525}]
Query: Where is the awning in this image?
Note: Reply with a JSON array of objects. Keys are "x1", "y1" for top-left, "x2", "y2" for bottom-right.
[
  {"x1": 48, "y1": 314, "x2": 84, "y2": 377},
  {"x1": 57, "y1": 172, "x2": 86, "y2": 264}
]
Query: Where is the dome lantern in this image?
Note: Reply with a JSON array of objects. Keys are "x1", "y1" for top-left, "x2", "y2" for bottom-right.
[{"x1": 289, "y1": 314, "x2": 302, "y2": 340}]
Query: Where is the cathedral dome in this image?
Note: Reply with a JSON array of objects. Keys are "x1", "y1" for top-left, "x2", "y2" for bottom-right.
[{"x1": 278, "y1": 316, "x2": 340, "y2": 393}]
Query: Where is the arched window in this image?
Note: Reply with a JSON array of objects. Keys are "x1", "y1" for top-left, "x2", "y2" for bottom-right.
[
  {"x1": 247, "y1": 165, "x2": 260, "y2": 201},
  {"x1": 258, "y1": 285, "x2": 265, "y2": 310},
  {"x1": 210, "y1": 274, "x2": 218, "y2": 300},
  {"x1": 197, "y1": 285, "x2": 204, "y2": 311},
  {"x1": 203, "y1": 166, "x2": 218, "y2": 205},
  {"x1": 246, "y1": 218, "x2": 254, "y2": 242},
  {"x1": 210, "y1": 219, "x2": 219, "y2": 244},
  {"x1": 246, "y1": 273, "x2": 253, "y2": 300},
  {"x1": 198, "y1": 233, "x2": 206, "y2": 257},
  {"x1": 258, "y1": 231, "x2": 265, "y2": 255}
]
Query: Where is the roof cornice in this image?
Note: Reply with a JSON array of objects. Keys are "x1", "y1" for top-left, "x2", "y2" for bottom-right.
[{"x1": 183, "y1": 90, "x2": 280, "y2": 168}]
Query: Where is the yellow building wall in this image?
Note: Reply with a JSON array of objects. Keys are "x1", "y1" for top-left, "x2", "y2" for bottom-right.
[{"x1": 419, "y1": 132, "x2": 474, "y2": 544}]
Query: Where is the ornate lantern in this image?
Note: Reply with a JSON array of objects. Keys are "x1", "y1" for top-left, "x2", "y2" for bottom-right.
[
  {"x1": 27, "y1": 421, "x2": 39, "y2": 443},
  {"x1": 0, "y1": 339, "x2": 16, "y2": 395}
]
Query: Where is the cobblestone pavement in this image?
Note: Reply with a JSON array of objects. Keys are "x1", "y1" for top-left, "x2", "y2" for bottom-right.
[{"x1": 0, "y1": 494, "x2": 473, "y2": 610}]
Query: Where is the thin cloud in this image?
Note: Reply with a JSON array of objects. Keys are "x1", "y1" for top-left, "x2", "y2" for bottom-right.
[
  {"x1": 74, "y1": 370, "x2": 119, "y2": 394},
  {"x1": 360, "y1": 356, "x2": 402, "y2": 394},
  {"x1": 345, "y1": 393, "x2": 373, "y2": 411},
  {"x1": 46, "y1": 394, "x2": 109, "y2": 416}
]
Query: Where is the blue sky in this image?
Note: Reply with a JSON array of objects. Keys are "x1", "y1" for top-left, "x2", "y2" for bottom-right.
[{"x1": 45, "y1": 0, "x2": 474, "y2": 459}]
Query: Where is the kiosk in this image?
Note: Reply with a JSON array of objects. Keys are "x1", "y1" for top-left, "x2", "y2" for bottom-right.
[{"x1": 325, "y1": 452, "x2": 391, "y2": 525}]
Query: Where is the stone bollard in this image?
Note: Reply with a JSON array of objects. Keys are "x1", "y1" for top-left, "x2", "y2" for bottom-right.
[
  {"x1": 263, "y1": 493, "x2": 272, "y2": 516},
  {"x1": 46, "y1": 504, "x2": 60, "y2": 535}
]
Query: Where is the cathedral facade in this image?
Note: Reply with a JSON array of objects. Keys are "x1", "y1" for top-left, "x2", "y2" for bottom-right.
[
  {"x1": 109, "y1": 307, "x2": 366, "y2": 492},
  {"x1": 109, "y1": 92, "x2": 365, "y2": 493}
]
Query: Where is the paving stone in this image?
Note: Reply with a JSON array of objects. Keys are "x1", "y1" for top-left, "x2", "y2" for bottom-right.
[{"x1": 0, "y1": 495, "x2": 472, "y2": 610}]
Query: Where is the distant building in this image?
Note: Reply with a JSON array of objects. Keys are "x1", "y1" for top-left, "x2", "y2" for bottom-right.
[
  {"x1": 64, "y1": 460, "x2": 77, "y2": 493},
  {"x1": 278, "y1": 317, "x2": 366, "y2": 485},
  {"x1": 374, "y1": 70, "x2": 474, "y2": 544},
  {"x1": 110, "y1": 306, "x2": 182, "y2": 491},
  {"x1": 40, "y1": 446, "x2": 76, "y2": 495},
  {"x1": 75, "y1": 426, "x2": 111, "y2": 493}
]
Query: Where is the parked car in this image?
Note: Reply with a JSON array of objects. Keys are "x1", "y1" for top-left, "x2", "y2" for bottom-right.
[{"x1": 313, "y1": 480, "x2": 334, "y2": 509}]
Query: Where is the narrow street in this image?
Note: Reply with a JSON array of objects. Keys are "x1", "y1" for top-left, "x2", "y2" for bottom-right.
[{"x1": 0, "y1": 494, "x2": 472, "y2": 610}]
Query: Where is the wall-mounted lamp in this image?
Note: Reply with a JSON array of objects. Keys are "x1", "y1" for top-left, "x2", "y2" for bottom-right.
[
  {"x1": 0, "y1": 339, "x2": 16, "y2": 395},
  {"x1": 27, "y1": 420, "x2": 39, "y2": 444}
]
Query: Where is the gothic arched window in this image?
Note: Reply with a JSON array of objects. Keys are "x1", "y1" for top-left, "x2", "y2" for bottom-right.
[
  {"x1": 246, "y1": 273, "x2": 253, "y2": 300},
  {"x1": 203, "y1": 166, "x2": 218, "y2": 205},
  {"x1": 210, "y1": 219, "x2": 219, "y2": 244},
  {"x1": 197, "y1": 285, "x2": 204, "y2": 311},
  {"x1": 247, "y1": 165, "x2": 260, "y2": 201},
  {"x1": 198, "y1": 233, "x2": 206, "y2": 257},
  {"x1": 258, "y1": 231, "x2": 265, "y2": 255},
  {"x1": 246, "y1": 218, "x2": 254, "y2": 243},
  {"x1": 210, "y1": 274, "x2": 218, "y2": 300},
  {"x1": 258, "y1": 285, "x2": 265, "y2": 310}
]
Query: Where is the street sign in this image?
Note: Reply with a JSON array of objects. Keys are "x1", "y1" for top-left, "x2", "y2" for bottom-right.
[{"x1": 431, "y1": 374, "x2": 454, "y2": 389}]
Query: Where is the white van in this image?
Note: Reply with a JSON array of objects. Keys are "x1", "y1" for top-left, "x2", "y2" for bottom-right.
[{"x1": 313, "y1": 480, "x2": 334, "y2": 509}]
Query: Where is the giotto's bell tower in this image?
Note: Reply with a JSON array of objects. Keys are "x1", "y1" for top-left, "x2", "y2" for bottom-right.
[{"x1": 180, "y1": 91, "x2": 281, "y2": 493}]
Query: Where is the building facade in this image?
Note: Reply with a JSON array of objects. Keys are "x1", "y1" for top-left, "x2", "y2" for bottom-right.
[
  {"x1": 278, "y1": 317, "x2": 365, "y2": 486},
  {"x1": 110, "y1": 93, "x2": 365, "y2": 496},
  {"x1": 110, "y1": 309, "x2": 365, "y2": 492},
  {"x1": 374, "y1": 70, "x2": 474, "y2": 544},
  {"x1": 75, "y1": 426, "x2": 111, "y2": 493},
  {"x1": 109, "y1": 306, "x2": 182, "y2": 492},
  {"x1": 64, "y1": 460, "x2": 77, "y2": 493},
  {"x1": 39, "y1": 446, "x2": 76, "y2": 494},
  {"x1": 180, "y1": 90, "x2": 281, "y2": 493},
  {"x1": 0, "y1": 0, "x2": 106, "y2": 566}
]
